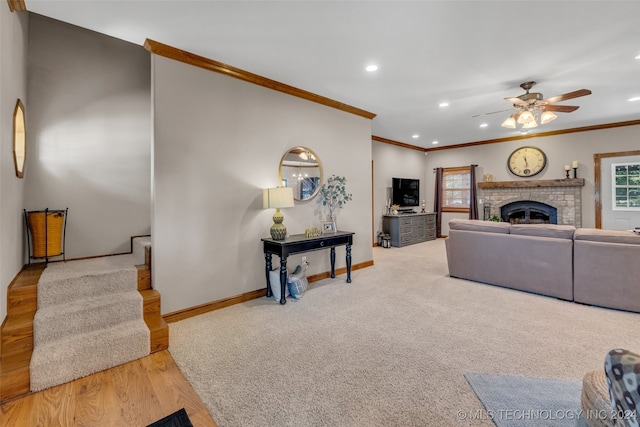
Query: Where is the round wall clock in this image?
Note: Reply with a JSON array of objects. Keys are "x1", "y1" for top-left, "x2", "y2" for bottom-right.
[{"x1": 507, "y1": 146, "x2": 547, "y2": 177}]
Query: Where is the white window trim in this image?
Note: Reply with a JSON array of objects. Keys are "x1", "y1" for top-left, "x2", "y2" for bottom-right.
[{"x1": 611, "y1": 162, "x2": 640, "y2": 211}]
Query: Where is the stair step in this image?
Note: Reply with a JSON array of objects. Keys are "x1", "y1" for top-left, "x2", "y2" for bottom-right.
[
  {"x1": 37, "y1": 255, "x2": 138, "y2": 308},
  {"x1": 2, "y1": 237, "x2": 165, "y2": 402},
  {"x1": 33, "y1": 291, "x2": 143, "y2": 345},
  {"x1": 30, "y1": 319, "x2": 150, "y2": 392}
]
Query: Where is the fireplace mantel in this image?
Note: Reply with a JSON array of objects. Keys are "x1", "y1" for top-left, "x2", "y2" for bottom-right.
[{"x1": 478, "y1": 178, "x2": 585, "y2": 189}]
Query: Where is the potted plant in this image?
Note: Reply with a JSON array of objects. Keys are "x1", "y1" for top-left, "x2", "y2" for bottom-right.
[{"x1": 318, "y1": 175, "x2": 353, "y2": 229}]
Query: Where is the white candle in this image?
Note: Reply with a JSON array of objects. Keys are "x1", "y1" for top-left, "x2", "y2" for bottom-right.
[
  {"x1": 572, "y1": 160, "x2": 578, "y2": 168},
  {"x1": 564, "y1": 165, "x2": 571, "y2": 171}
]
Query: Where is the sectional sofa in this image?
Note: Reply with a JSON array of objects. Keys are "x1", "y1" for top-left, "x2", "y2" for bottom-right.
[{"x1": 445, "y1": 219, "x2": 640, "y2": 313}]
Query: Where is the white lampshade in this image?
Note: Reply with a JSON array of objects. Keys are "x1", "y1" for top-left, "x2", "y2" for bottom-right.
[
  {"x1": 540, "y1": 110, "x2": 558, "y2": 124},
  {"x1": 522, "y1": 118, "x2": 538, "y2": 129},
  {"x1": 263, "y1": 187, "x2": 294, "y2": 240},
  {"x1": 517, "y1": 110, "x2": 534, "y2": 124},
  {"x1": 263, "y1": 187, "x2": 294, "y2": 209},
  {"x1": 501, "y1": 116, "x2": 516, "y2": 129}
]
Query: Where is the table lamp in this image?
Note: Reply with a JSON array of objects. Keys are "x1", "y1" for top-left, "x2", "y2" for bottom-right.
[{"x1": 263, "y1": 187, "x2": 295, "y2": 240}]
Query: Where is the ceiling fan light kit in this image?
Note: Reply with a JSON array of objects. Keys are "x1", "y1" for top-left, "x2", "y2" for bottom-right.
[
  {"x1": 501, "y1": 116, "x2": 516, "y2": 129},
  {"x1": 493, "y1": 81, "x2": 591, "y2": 130},
  {"x1": 517, "y1": 110, "x2": 534, "y2": 124},
  {"x1": 540, "y1": 110, "x2": 557, "y2": 124}
]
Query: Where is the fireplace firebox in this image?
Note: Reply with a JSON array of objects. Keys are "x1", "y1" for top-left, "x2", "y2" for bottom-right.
[{"x1": 500, "y1": 201, "x2": 557, "y2": 224}]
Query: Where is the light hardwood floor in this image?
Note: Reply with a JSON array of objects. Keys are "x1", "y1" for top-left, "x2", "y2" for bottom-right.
[{"x1": 0, "y1": 350, "x2": 217, "y2": 426}]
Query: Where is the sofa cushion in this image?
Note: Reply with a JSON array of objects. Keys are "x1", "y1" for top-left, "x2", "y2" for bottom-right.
[
  {"x1": 605, "y1": 348, "x2": 640, "y2": 425},
  {"x1": 448, "y1": 219, "x2": 511, "y2": 234},
  {"x1": 574, "y1": 228, "x2": 640, "y2": 245},
  {"x1": 510, "y1": 224, "x2": 576, "y2": 240}
]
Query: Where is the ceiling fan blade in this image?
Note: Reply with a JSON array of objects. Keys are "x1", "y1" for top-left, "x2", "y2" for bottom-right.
[
  {"x1": 472, "y1": 109, "x2": 512, "y2": 118},
  {"x1": 505, "y1": 97, "x2": 528, "y2": 106},
  {"x1": 544, "y1": 105, "x2": 579, "y2": 113},
  {"x1": 543, "y1": 89, "x2": 592, "y2": 104}
]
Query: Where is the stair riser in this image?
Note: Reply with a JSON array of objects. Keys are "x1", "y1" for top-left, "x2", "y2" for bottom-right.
[
  {"x1": 143, "y1": 294, "x2": 160, "y2": 316},
  {"x1": 30, "y1": 322, "x2": 150, "y2": 392},
  {"x1": 1, "y1": 326, "x2": 33, "y2": 357},
  {"x1": 137, "y1": 266, "x2": 150, "y2": 290},
  {"x1": 150, "y1": 326, "x2": 169, "y2": 353},
  {"x1": 7, "y1": 286, "x2": 37, "y2": 317},
  {"x1": 0, "y1": 361, "x2": 30, "y2": 400},
  {"x1": 34, "y1": 295, "x2": 142, "y2": 346}
]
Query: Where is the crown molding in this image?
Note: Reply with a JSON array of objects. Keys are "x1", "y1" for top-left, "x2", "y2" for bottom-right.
[
  {"x1": 144, "y1": 38, "x2": 376, "y2": 121},
  {"x1": 374, "y1": 120, "x2": 640, "y2": 153},
  {"x1": 424, "y1": 119, "x2": 640, "y2": 152},
  {"x1": 371, "y1": 135, "x2": 426, "y2": 152}
]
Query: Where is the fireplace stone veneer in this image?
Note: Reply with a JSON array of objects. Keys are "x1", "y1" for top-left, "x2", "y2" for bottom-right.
[{"x1": 478, "y1": 178, "x2": 584, "y2": 228}]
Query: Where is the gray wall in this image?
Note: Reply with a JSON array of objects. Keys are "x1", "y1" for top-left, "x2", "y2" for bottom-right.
[
  {"x1": 0, "y1": 7, "x2": 29, "y2": 322},
  {"x1": 151, "y1": 55, "x2": 373, "y2": 314},
  {"x1": 422, "y1": 125, "x2": 640, "y2": 235},
  {"x1": 25, "y1": 14, "x2": 151, "y2": 258},
  {"x1": 372, "y1": 141, "x2": 427, "y2": 237}
]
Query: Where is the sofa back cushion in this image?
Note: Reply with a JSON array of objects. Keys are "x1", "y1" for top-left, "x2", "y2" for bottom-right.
[
  {"x1": 510, "y1": 224, "x2": 576, "y2": 240},
  {"x1": 448, "y1": 219, "x2": 511, "y2": 234},
  {"x1": 574, "y1": 228, "x2": 640, "y2": 245}
]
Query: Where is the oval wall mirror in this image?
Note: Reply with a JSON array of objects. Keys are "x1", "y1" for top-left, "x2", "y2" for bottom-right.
[
  {"x1": 278, "y1": 146, "x2": 323, "y2": 201},
  {"x1": 13, "y1": 99, "x2": 26, "y2": 179}
]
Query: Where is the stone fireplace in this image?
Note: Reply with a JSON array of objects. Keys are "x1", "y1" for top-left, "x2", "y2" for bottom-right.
[{"x1": 478, "y1": 178, "x2": 584, "y2": 227}]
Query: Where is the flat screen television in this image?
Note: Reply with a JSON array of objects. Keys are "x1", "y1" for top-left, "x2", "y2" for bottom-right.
[{"x1": 392, "y1": 178, "x2": 420, "y2": 207}]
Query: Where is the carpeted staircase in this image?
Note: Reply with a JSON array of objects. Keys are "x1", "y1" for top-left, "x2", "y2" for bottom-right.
[{"x1": 0, "y1": 236, "x2": 168, "y2": 401}]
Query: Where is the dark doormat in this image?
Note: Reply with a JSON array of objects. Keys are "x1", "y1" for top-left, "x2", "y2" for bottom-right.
[{"x1": 146, "y1": 408, "x2": 194, "y2": 427}]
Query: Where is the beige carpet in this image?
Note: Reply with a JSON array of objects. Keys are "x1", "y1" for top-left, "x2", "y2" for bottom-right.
[
  {"x1": 30, "y1": 238, "x2": 151, "y2": 392},
  {"x1": 169, "y1": 239, "x2": 640, "y2": 426}
]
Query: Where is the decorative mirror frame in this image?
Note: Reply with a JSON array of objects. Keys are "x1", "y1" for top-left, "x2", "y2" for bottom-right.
[
  {"x1": 13, "y1": 99, "x2": 26, "y2": 178},
  {"x1": 278, "y1": 146, "x2": 323, "y2": 202}
]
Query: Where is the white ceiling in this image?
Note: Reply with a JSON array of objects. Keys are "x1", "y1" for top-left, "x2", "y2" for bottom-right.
[{"x1": 24, "y1": 1, "x2": 640, "y2": 149}]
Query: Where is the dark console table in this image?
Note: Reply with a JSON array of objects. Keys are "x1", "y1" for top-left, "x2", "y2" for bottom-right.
[{"x1": 262, "y1": 231, "x2": 354, "y2": 304}]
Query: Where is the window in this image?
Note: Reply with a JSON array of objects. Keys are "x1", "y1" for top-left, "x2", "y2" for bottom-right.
[
  {"x1": 612, "y1": 162, "x2": 640, "y2": 210},
  {"x1": 442, "y1": 166, "x2": 471, "y2": 212}
]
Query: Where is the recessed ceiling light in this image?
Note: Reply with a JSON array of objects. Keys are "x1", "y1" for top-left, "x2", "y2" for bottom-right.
[
  {"x1": 438, "y1": 102, "x2": 449, "y2": 108},
  {"x1": 479, "y1": 123, "x2": 488, "y2": 128},
  {"x1": 365, "y1": 64, "x2": 378, "y2": 72},
  {"x1": 432, "y1": 140, "x2": 439, "y2": 145},
  {"x1": 628, "y1": 96, "x2": 640, "y2": 102},
  {"x1": 635, "y1": 54, "x2": 640, "y2": 60},
  {"x1": 412, "y1": 134, "x2": 419, "y2": 139}
]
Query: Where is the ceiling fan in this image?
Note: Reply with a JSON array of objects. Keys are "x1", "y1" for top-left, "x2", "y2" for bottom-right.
[{"x1": 474, "y1": 81, "x2": 592, "y2": 129}]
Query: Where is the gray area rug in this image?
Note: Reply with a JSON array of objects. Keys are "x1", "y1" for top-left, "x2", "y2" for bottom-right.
[
  {"x1": 464, "y1": 373, "x2": 583, "y2": 427},
  {"x1": 30, "y1": 237, "x2": 151, "y2": 391},
  {"x1": 169, "y1": 239, "x2": 640, "y2": 427}
]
